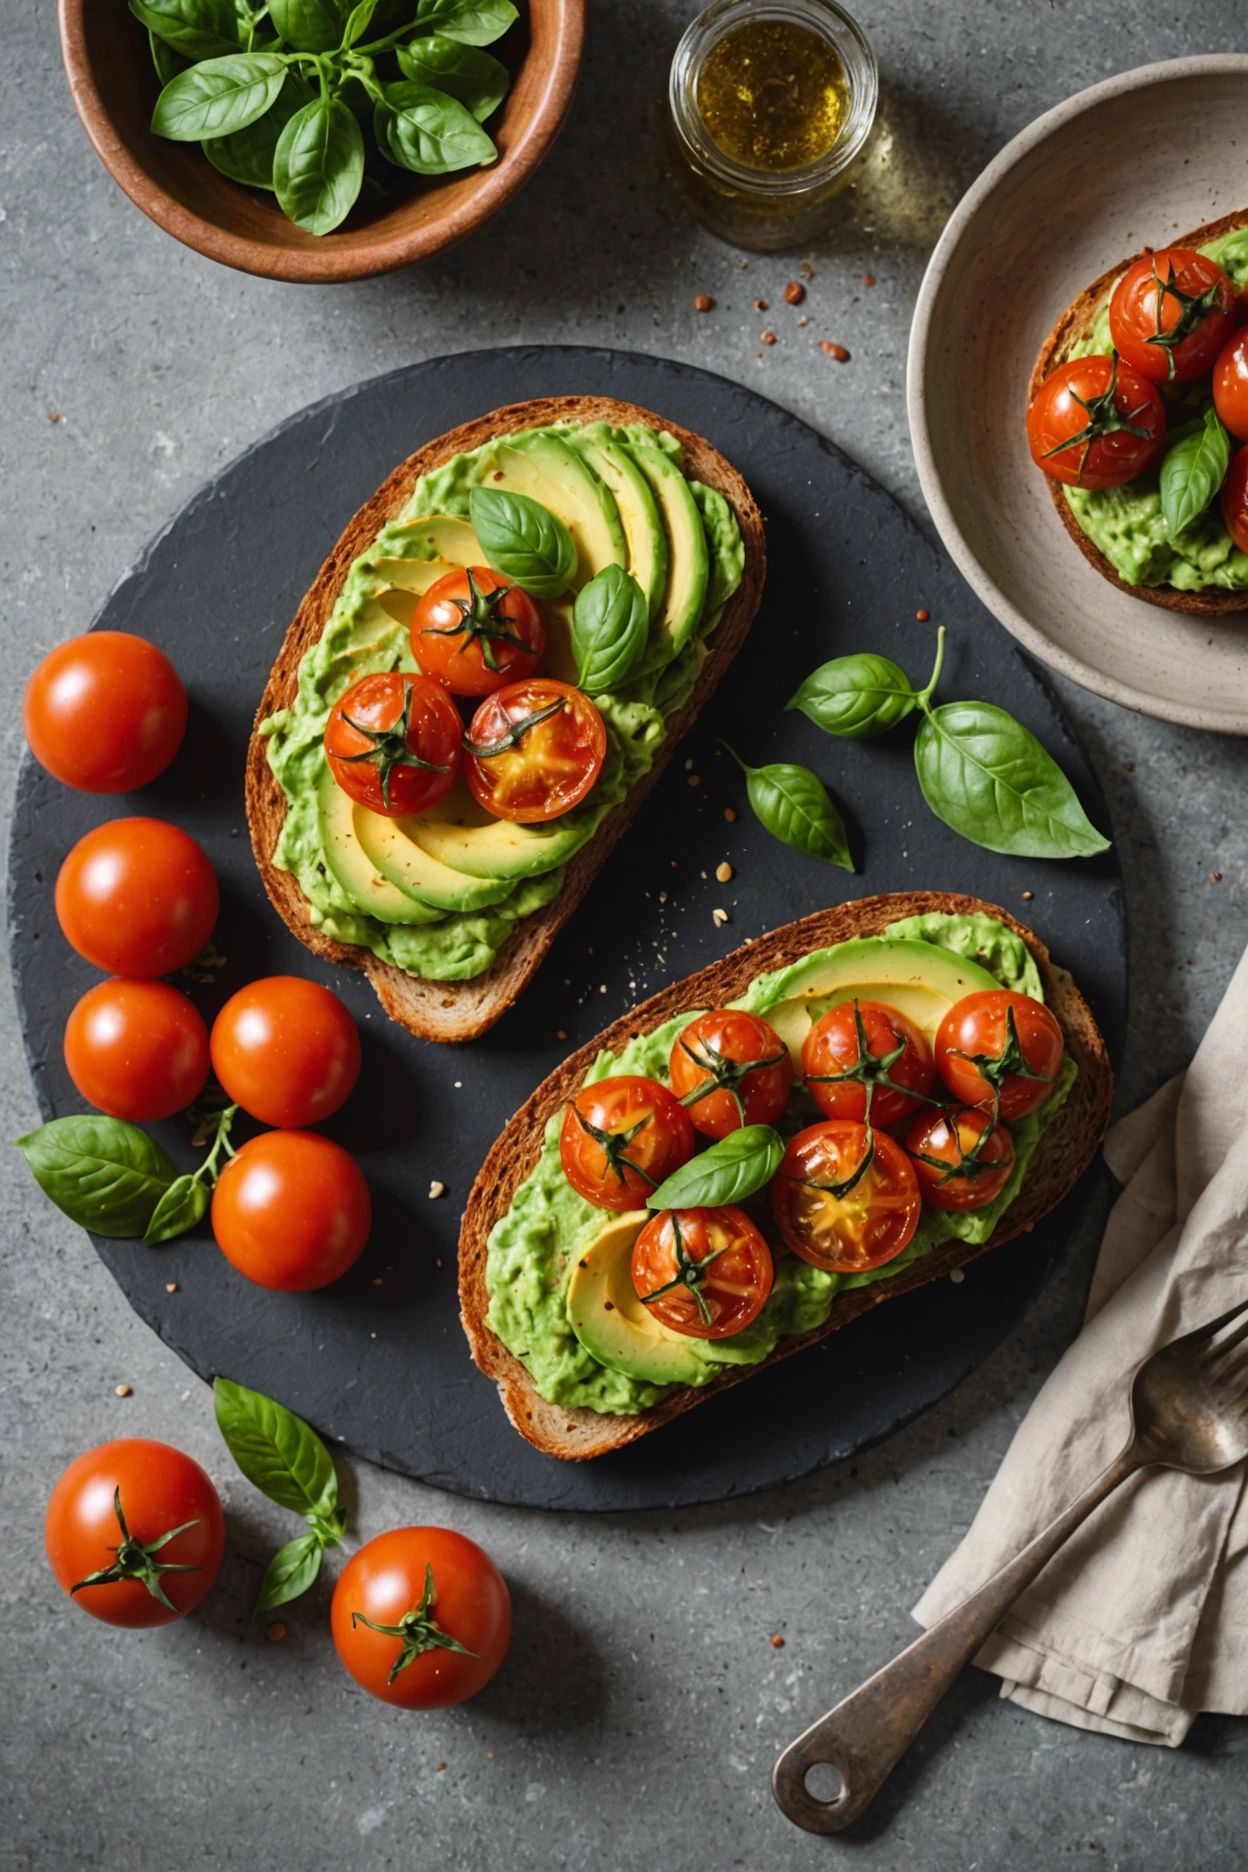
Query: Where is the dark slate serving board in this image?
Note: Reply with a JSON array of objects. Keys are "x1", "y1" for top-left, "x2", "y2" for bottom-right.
[{"x1": 9, "y1": 347, "x2": 1126, "y2": 1512}]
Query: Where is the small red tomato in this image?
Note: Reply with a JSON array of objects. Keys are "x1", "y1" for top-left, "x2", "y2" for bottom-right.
[
  {"x1": 934, "y1": 990, "x2": 1065, "y2": 1122},
  {"x1": 801, "y1": 998, "x2": 935, "y2": 1128},
  {"x1": 1214, "y1": 326, "x2": 1248, "y2": 443},
  {"x1": 211, "y1": 1131, "x2": 371, "y2": 1291},
  {"x1": 1109, "y1": 247, "x2": 1235, "y2": 383},
  {"x1": 324, "y1": 671, "x2": 462, "y2": 817},
  {"x1": 1026, "y1": 355, "x2": 1166, "y2": 488},
  {"x1": 64, "y1": 978, "x2": 209, "y2": 1122},
  {"x1": 210, "y1": 976, "x2": 361, "y2": 1129},
  {"x1": 463, "y1": 679, "x2": 606, "y2": 823},
  {"x1": 560, "y1": 1075, "x2": 695, "y2": 1212},
  {"x1": 905, "y1": 1105, "x2": 1016, "y2": 1212},
  {"x1": 1221, "y1": 445, "x2": 1248, "y2": 554},
  {"x1": 667, "y1": 1010, "x2": 792, "y2": 1139},
  {"x1": 55, "y1": 817, "x2": 219, "y2": 977},
  {"x1": 411, "y1": 566, "x2": 545, "y2": 697},
  {"x1": 331, "y1": 1527, "x2": 511, "y2": 1709},
  {"x1": 24, "y1": 631, "x2": 187, "y2": 793},
  {"x1": 771, "y1": 1120, "x2": 922, "y2": 1273},
  {"x1": 631, "y1": 1205, "x2": 773, "y2": 1339},
  {"x1": 45, "y1": 1438, "x2": 225, "y2": 1628}
]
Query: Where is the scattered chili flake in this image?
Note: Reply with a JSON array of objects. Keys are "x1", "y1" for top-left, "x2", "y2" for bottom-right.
[
  {"x1": 556, "y1": 1028, "x2": 567, "y2": 1039},
  {"x1": 1212, "y1": 871, "x2": 1223, "y2": 883},
  {"x1": 165, "y1": 1281, "x2": 178, "y2": 1293},
  {"x1": 267, "y1": 1621, "x2": 286, "y2": 1642},
  {"x1": 864, "y1": 273, "x2": 876, "y2": 287},
  {"x1": 762, "y1": 331, "x2": 777, "y2": 346},
  {"x1": 115, "y1": 1383, "x2": 132, "y2": 1397},
  {"x1": 437, "y1": 1763, "x2": 447, "y2": 1773},
  {"x1": 753, "y1": 298, "x2": 768, "y2": 310},
  {"x1": 429, "y1": 1179, "x2": 446, "y2": 1199},
  {"x1": 695, "y1": 294, "x2": 714, "y2": 312},
  {"x1": 373, "y1": 1277, "x2": 383, "y2": 1286},
  {"x1": 724, "y1": 807, "x2": 737, "y2": 823},
  {"x1": 820, "y1": 341, "x2": 850, "y2": 361},
  {"x1": 800, "y1": 262, "x2": 813, "y2": 279},
  {"x1": 784, "y1": 281, "x2": 805, "y2": 305},
  {"x1": 716, "y1": 862, "x2": 733, "y2": 883},
  {"x1": 1123, "y1": 761, "x2": 1134, "y2": 772},
  {"x1": 771, "y1": 1634, "x2": 785, "y2": 1648},
  {"x1": 915, "y1": 608, "x2": 930, "y2": 621},
  {"x1": 48, "y1": 411, "x2": 60, "y2": 423},
  {"x1": 1021, "y1": 890, "x2": 1034, "y2": 901}
]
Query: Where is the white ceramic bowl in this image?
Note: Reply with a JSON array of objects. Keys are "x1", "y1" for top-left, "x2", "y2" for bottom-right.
[{"x1": 908, "y1": 55, "x2": 1248, "y2": 735}]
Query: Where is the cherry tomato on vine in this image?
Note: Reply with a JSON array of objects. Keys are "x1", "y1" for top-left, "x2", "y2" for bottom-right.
[
  {"x1": 411, "y1": 566, "x2": 545, "y2": 697},
  {"x1": 331, "y1": 1527, "x2": 511, "y2": 1709},
  {"x1": 55, "y1": 818, "x2": 219, "y2": 976},
  {"x1": 211, "y1": 1131, "x2": 371, "y2": 1292},
  {"x1": 463, "y1": 679, "x2": 606, "y2": 823},
  {"x1": 934, "y1": 990, "x2": 1064, "y2": 1122},
  {"x1": 1213, "y1": 327, "x2": 1248, "y2": 443},
  {"x1": 64, "y1": 978, "x2": 209, "y2": 1122},
  {"x1": 1109, "y1": 247, "x2": 1235, "y2": 384},
  {"x1": 801, "y1": 998, "x2": 934, "y2": 1128},
  {"x1": 1026, "y1": 355, "x2": 1166, "y2": 489},
  {"x1": 1221, "y1": 444, "x2": 1248, "y2": 554},
  {"x1": 210, "y1": 976, "x2": 361, "y2": 1129},
  {"x1": 45, "y1": 1438, "x2": 224, "y2": 1628},
  {"x1": 24, "y1": 632, "x2": 187, "y2": 794},
  {"x1": 631, "y1": 1205, "x2": 773, "y2": 1340},
  {"x1": 668, "y1": 1009, "x2": 792, "y2": 1140},
  {"x1": 771, "y1": 1120, "x2": 921, "y2": 1273},
  {"x1": 324, "y1": 671, "x2": 462, "y2": 817},
  {"x1": 559, "y1": 1075, "x2": 695, "y2": 1212},
  {"x1": 905, "y1": 1105, "x2": 1016, "y2": 1212}
]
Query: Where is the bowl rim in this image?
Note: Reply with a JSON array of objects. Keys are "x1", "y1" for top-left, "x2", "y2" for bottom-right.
[
  {"x1": 57, "y1": 0, "x2": 586, "y2": 285},
  {"x1": 907, "y1": 52, "x2": 1248, "y2": 737}
]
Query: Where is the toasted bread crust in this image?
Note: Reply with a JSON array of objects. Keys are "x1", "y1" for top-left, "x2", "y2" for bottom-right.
[
  {"x1": 244, "y1": 397, "x2": 767, "y2": 1043},
  {"x1": 458, "y1": 891, "x2": 1114, "y2": 1461},
  {"x1": 1030, "y1": 208, "x2": 1248, "y2": 615}
]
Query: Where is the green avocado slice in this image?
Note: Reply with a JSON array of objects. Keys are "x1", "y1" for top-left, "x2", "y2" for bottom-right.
[
  {"x1": 486, "y1": 432, "x2": 627, "y2": 591},
  {"x1": 398, "y1": 774, "x2": 598, "y2": 881},
  {"x1": 624, "y1": 443, "x2": 710, "y2": 674},
  {"x1": 317, "y1": 769, "x2": 445, "y2": 926},
  {"x1": 566, "y1": 430, "x2": 669, "y2": 623},
  {"x1": 566, "y1": 1212, "x2": 706, "y2": 1386},
  {"x1": 352, "y1": 801, "x2": 516, "y2": 913}
]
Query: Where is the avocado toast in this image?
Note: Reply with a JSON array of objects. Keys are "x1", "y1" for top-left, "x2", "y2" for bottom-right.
[
  {"x1": 246, "y1": 397, "x2": 766, "y2": 1043},
  {"x1": 460, "y1": 891, "x2": 1113, "y2": 1461}
]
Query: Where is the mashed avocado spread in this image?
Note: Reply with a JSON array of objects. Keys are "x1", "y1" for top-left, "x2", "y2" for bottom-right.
[
  {"x1": 259, "y1": 422, "x2": 744, "y2": 981},
  {"x1": 485, "y1": 911, "x2": 1077, "y2": 1416},
  {"x1": 1064, "y1": 227, "x2": 1248, "y2": 590}
]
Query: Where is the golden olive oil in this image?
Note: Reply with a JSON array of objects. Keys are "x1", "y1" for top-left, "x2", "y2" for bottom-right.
[{"x1": 695, "y1": 18, "x2": 849, "y2": 172}]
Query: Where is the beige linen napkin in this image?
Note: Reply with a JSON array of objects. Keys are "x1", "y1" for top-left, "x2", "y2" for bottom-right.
[{"x1": 912, "y1": 943, "x2": 1248, "y2": 1746}]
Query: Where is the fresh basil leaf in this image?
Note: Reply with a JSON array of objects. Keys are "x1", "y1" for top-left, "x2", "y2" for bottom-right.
[
  {"x1": 571, "y1": 565, "x2": 649, "y2": 694},
  {"x1": 375, "y1": 81, "x2": 496, "y2": 174},
  {"x1": 148, "y1": 27, "x2": 189, "y2": 84},
  {"x1": 787, "y1": 653, "x2": 917, "y2": 739},
  {"x1": 468, "y1": 486, "x2": 578, "y2": 598},
  {"x1": 15, "y1": 1116, "x2": 175, "y2": 1239},
  {"x1": 648, "y1": 1125, "x2": 785, "y2": 1211},
  {"x1": 340, "y1": 0, "x2": 378, "y2": 43},
  {"x1": 1160, "y1": 405, "x2": 1231, "y2": 541},
  {"x1": 268, "y1": 0, "x2": 345, "y2": 50},
  {"x1": 253, "y1": 1530, "x2": 324, "y2": 1617},
  {"x1": 412, "y1": 0, "x2": 518, "y2": 47},
  {"x1": 274, "y1": 97, "x2": 365, "y2": 233},
  {"x1": 724, "y1": 747, "x2": 854, "y2": 871},
  {"x1": 143, "y1": 1173, "x2": 210, "y2": 1246},
  {"x1": 213, "y1": 1377, "x2": 339, "y2": 1520},
  {"x1": 129, "y1": 0, "x2": 243, "y2": 59},
  {"x1": 202, "y1": 69, "x2": 313, "y2": 188},
  {"x1": 152, "y1": 53, "x2": 287, "y2": 141},
  {"x1": 914, "y1": 701, "x2": 1111, "y2": 859},
  {"x1": 394, "y1": 35, "x2": 508, "y2": 120}
]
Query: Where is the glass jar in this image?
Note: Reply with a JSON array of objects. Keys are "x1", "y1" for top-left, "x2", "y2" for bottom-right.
[{"x1": 668, "y1": 0, "x2": 879, "y2": 252}]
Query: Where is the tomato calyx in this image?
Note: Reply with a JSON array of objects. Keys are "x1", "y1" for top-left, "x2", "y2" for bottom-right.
[
  {"x1": 675, "y1": 1034, "x2": 790, "y2": 1125},
  {"x1": 910, "y1": 1109, "x2": 1005, "y2": 1188},
  {"x1": 568, "y1": 1103, "x2": 658, "y2": 1192},
  {"x1": 350, "y1": 1562, "x2": 477, "y2": 1686},
  {"x1": 1143, "y1": 258, "x2": 1227, "y2": 380},
  {"x1": 417, "y1": 568, "x2": 534, "y2": 675},
  {"x1": 1038, "y1": 352, "x2": 1156, "y2": 484},
  {"x1": 804, "y1": 999, "x2": 938, "y2": 1121},
  {"x1": 948, "y1": 1006, "x2": 1049, "y2": 1103},
  {"x1": 794, "y1": 1127, "x2": 876, "y2": 1201},
  {"x1": 462, "y1": 696, "x2": 565, "y2": 758},
  {"x1": 637, "y1": 1211, "x2": 730, "y2": 1327},
  {"x1": 70, "y1": 1486, "x2": 204, "y2": 1611},
  {"x1": 334, "y1": 682, "x2": 453, "y2": 812}
]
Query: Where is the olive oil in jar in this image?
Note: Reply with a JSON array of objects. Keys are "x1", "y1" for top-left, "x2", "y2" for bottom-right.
[{"x1": 695, "y1": 19, "x2": 849, "y2": 173}]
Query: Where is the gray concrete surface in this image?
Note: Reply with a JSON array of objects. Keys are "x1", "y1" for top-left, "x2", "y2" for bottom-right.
[{"x1": 5, "y1": 3, "x2": 1248, "y2": 1867}]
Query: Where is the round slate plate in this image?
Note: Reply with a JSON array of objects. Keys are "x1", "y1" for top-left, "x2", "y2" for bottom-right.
[{"x1": 9, "y1": 347, "x2": 1126, "y2": 1512}]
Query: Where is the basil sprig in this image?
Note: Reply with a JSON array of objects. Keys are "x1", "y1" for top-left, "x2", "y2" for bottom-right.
[
  {"x1": 721, "y1": 745, "x2": 854, "y2": 872},
  {"x1": 571, "y1": 564, "x2": 649, "y2": 694},
  {"x1": 1160, "y1": 406, "x2": 1231, "y2": 541},
  {"x1": 787, "y1": 652, "x2": 917, "y2": 739},
  {"x1": 15, "y1": 1104, "x2": 238, "y2": 1246},
  {"x1": 469, "y1": 487, "x2": 578, "y2": 598},
  {"x1": 213, "y1": 1378, "x2": 347, "y2": 1616},
  {"x1": 648, "y1": 1124, "x2": 785, "y2": 1211},
  {"x1": 395, "y1": 34, "x2": 508, "y2": 118}
]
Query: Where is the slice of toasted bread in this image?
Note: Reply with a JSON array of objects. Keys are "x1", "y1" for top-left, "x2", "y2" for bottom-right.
[
  {"x1": 1029, "y1": 208, "x2": 1248, "y2": 615},
  {"x1": 245, "y1": 397, "x2": 766, "y2": 1043},
  {"x1": 459, "y1": 890, "x2": 1114, "y2": 1461}
]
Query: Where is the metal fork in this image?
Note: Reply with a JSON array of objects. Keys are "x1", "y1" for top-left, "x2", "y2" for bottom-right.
[{"x1": 772, "y1": 1295, "x2": 1248, "y2": 1834}]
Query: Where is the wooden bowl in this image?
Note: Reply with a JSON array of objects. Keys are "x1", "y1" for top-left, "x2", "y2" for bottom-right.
[
  {"x1": 907, "y1": 55, "x2": 1248, "y2": 736},
  {"x1": 58, "y1": 0, "x2": 585, "y2": 283}
]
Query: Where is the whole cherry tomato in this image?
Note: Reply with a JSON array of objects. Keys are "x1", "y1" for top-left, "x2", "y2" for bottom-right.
[
  {"x1": 411, "y1": 566, "x2": 545, "y2": 697},
  {"x1": 210, "y1": 976, "x2": 361, "y2": 1129},
  {"x1": 463, "y1": 679, "x2": 606, "y2": 823},
  {"x1": 211, "y1": 1131, "x2": 371, "y2": 1291},
  {"x1": 324, "y1": 671, "x2": 462, "y2": 817},
  {"x1": 934, "y1": 990, "x2": 1065, "y2": 1122},
  {"x1": 631, "y1": 1205, "x2": 773, "y2": 1339},
  {"x1": 55, "y1": 818, "x2": 219, "y2": 976},
  {"x1": 1213, "y1": 326, "x2": 1248, "y2": 443},
  {"x1": 45, "y1": 1438, "x2": 224, "y2": 1628},
  {"x1": 905, "y1": 1105, "x2": 1016, "y2": 1212},
  {"x1": 667, "y1": 1009, "x2": 792, "y2": 1139},
  {"x1": 24, "y1": 631, "x2": 187, "y2": 794},
  {"x1": 560, "y1": 1075, "x2": 695, "y2": 1212},
  {"x1": 801, "y1": 998, "x2": 935, "y2": 1128},
  {"x1": 331, "y1": 1526, "x2": 511, "y2": 1708},
  {"x1": 1026, "y1": 355, "x2": 1166, "y2": 489},
  {"x1": 64, "y1": 978, "x2": 209, "y2": 1122},
  {"x1": 1221, "y1": 444, "x2": 1248, "y2": 554},
  {"x1": 771, "y1": 1120, "x2": 921, "y2": 1273},
  {"x1": 1109, "y1": 247, "x2": 1235, "y2": 383}
]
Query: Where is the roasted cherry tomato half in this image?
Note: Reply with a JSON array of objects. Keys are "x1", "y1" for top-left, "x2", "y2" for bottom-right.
[
  {"x1": 325, "y1": 671, "x2": 462, "y2": 817},
  {"x1": 411, "y1": 566, "x2": 545, "y2": 697},
  {"x1": 801, "y1": 998, "x2": 935, "y2": 1128},
  {"x1": 771, "y1": 1120, "x2": 921, "y2": 1273},
  {"x1": 211, "y1": 1130, "x2": 371, "y2": 1292},
  {"x1": 668, "y1": 1009, "x2": 793, "y2": 1140},
  {"x1": 64, "y1": 977, "x2": 209, "y2": 1122},
  {"x1": 934, "y1": 989, "x2": 1065, "y2": 1122},
  {"x1": 210, "y1": 976, "x2": 361, "y2": 1129},
  {"x1": 905, "y1": 1105, "x2": 1016, "y2": 1212},
  {"x1": 1025, "y1": 355, "x2": 1166, "y2": 489},
  {"x1": 1109, "y1": 247, "x2": 1236, "y2": 384},
  {"x1": 631, "y1": 1205, "x2": 773, "y2": 1340},
  {"x1": 55, "y1": 817, "x2": 219, "y2": 977},
  {"x1": 464, "y1": 678, "x2": 606, "y2": 823},
  {"x1": 560, "y1": 1074, "x2": 696, "y2": 1212},
  {"x1": 24, "y1": 631, "x2": 187, "y2": 794},
  {"x1": 1221, "y1": 444, "x2": 1248, "y2": 554},
  {"x1": 331, "y1": 1527, "x2": 511, "y2": 1709},
  {"x1": 45, "y1": 1438, "x2": 225, "y2": 1629},
  {"x1": 1214, "y1": 326, "x2": 1248, "y2": 443}
]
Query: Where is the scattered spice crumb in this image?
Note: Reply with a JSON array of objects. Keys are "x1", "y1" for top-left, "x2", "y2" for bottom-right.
[
  {"x1": 165, "y1": 1281, "x2": 178, "y2": 1293},
  {"x1": 915, "y1": 608, "x2": 930, "y2": 621},
  {"x1": 784, "y1": 281, "x2": 805, "y2": 305},
  {"x1": 373, "y1": 1277, "x2": 383, "y2": 1286},
  {"x1": 796, "y1": 315, "x2": 808, "y2": 327},
  {"x1": 716, "y1": 861, "x2": 733, "y2": 883},
  {"x1": 429, "y1": 1179, "x2": 446, "y2": 1199},
  {"x1": 48, "y1": 411, "x2": 60, "y2": 423},
  {"x1": 688, "y1": 773, "x2": 700, "y2": 786},
  {"x1": 437, "y1": 1763, "x2": 447, "y2": 1773},
  {"x1": 695, "y1": 294, "x2": 713, "y2": 312},
  {"x1": 267, "y1": 1621, "x2": 286, "y2": 1642},
  {"x1": 600, "y1": 984, "x2": 607, "y2": 993},
  {"x1": 1212, "y1": 871, "x2": 1223, "y2": 883},
  {"x1": 556, "y1": 1028, "x2": 567, "y2": 1039},
  {"x1": 712, "y1": 908, "x2": 728, "y2": 927},
  {"x1": 487, "y1": 1752, "x2": 494, "y2": 1760},
  {"x1": 1021, "y1": 890, "x2": 1034, "y2": 901},
  {"x1": 761, "y1": 330, "x2": 777, "y2": 346},
  {"x1": 756, "y1": 353, "x2": 763, "y2": 361},
  {"x1": 115, "y1": 1383, "x2": 132, "y2": 1397},
  {"x1": 724, "y1": 807, "x2": 737, "y2": 823},
  {"x1": 1123, "y1": 761, "x2": 1134, "y2": 772},
  {"x1": 753, "y1": 298, "x2": 768, "y2": 310},
  {"x1": 820, "y1": 341, "x2": 850, "y2": 361},
  {"x1": 800, "y1": 261, "x2": 813, "y2": 279},
  {"x1": 771, "y1": 1634, "x2": 786, "y2": 1648},
  {"x1": 950, "y1": 1268, "x2": 965, "y2": 1285},
  {"x1": 864, "y1": 273, "x2": 876, "y2": 287}
]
